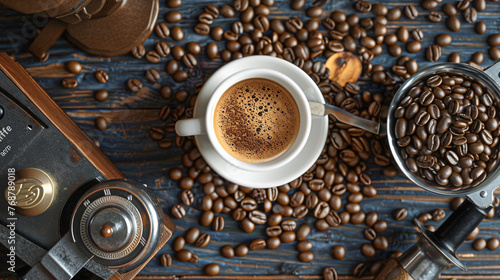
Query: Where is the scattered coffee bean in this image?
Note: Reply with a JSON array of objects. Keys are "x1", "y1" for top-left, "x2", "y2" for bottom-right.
[
  {"x1": 487, "y1": 238, "x2": 500, "y2": 250},
  {"x1": 323, "y1": 267, "x2": 338, "y2": 280},
  {"x1": 204, "y1": 263, "x2": 220, "y2": 276},
  {"x1": 155, "y1": 22, "x2": 170, "y2": 38},
  {"x1": 473, "y1": 238, "x2": 487, "y2": 251},
  {"x1": 146, "y1": 68, "x2": 160, "y2": 82},
  {"x1": 65, "y1": 60, "x2": 82, "y2": 74},
  {"x1": 160, "y1": 253, "x2": 172, "y2": 267},
  {"x1": 127, "y1": 78, "x2": 143, "y2": 92},
  {"x1": 353, "y1": 263, "x2": 367, "y2": 278},
  {"x1": 446, "y1": 16, "x2": 461, "y2": 32},
  {"x1": 171, "y1": 204, "x2": 186, "y2": 219},
  {"x1": 131, "y1": 44, "x2": 146, "y2": 58},
  {"x1": 62, "y1": 77, "x2": 78, "y2": 88},
  {"x1": 404, "y1": 4, "x2": 418, "y2": 19},
  {"x1": 146, "y1": 50, "x2": 162, "y2": 63},
  {"x1": 298, "y1": 251, "x2": 314, "y2": 262},
  {"x1": 95, "y1": 116, "x2": 108, "y2": 130},
  {"x1": 394, "y1": 208, "x2": 408, "y2": 220},
  {"x1": 332, "y1": 245, "x2": 345, "y2": 260}
]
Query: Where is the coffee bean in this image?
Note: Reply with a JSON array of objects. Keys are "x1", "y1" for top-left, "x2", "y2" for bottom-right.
[
  {"x1": 355, "y1": 0, "x2": 372, "y2": 13},
  {"x1": 204, "y1": 263, "x2": 220, "y2": 276},
  {"x1": 131, "y1": 44, "x2": 146, "y2": 58},
  {"x1": 173, "y1": 70, "x2": 188, "y2": 82},
  {"x1": 323, "y1": 267, "x2": 338, "y2": 280},
  {"x1": 296, "y1": 224, "x2": 311, "y2": 241},
  {"x1": 280, "y1": 231, "x2": 296, "y2": 243},
  {"x1": 146, "y1": 50, "x2": 162, "y2": 63},
  {"x1": 406, "y1": 41, "x2": 422, "y2": 53},
  {"x1": 473, "y1": 238, "x2": 487, "y2": 251},
  {"x1": 296, "y1": 240, "x2": 313, "y2": 252},
  {"x1": 155, "y1": 23, "x2": 170, "y2": 38},
  {"x1": 126, "y1": 78, "x2": 143, "y2": 92},
  {"x1": 435, "y1": 33, "x2": 452, "y2": 47},
  {"x1": 298, "y1": 251, "x2": 314, "y2": 262},
  {"x1": 332, "y1": 245, "x2": 345, "y2": 260},
  {"x1": 160, "y1": 253, "x2": 172, "y2": 267},
  {"x1": 65, "y1": 60, "x2": 82, "y2": 74},
  {"x1": 171, "y1": 26, "x2": 184, "y2": 41},
  {"x1": 220, "y1": 245, "x2": 235, "y2": 258},
  {"x1": 364, "y1": 228, "x2": 377, "y2": 241},
  {"x1": 397, "y1": 26, "x2": 410, "y2": 43},
  {"x1": 428, "y1": 11, "x2": 442, "y2": 22},
  {"x1": 281, "y1": 219, "x2": 297, "y2": 231},
  {"x1": 442, "y1": 3, "x2": 457, "y2": 16},
  {"x1": 487, "y1": 238, "x2": 500, "y2": 250},
  {"x1": 394, "y1": 208, "x2": 408, "y2": 220},
  {"x1": 421, "y1": 0, "x2": 438, "y2": 10},
  {"x1": 200, "y1": 210, "x2": 214, "y2": 227},
  {"x1": 95, "y1": 116, "x2": 108, "y2": 130},
  {"x1": 405, "y1": 4, "x2": 418, "y2": 19},
  {"x1": 234, "y1": 243, "x2": 249, "y2": 257},
  {"x1": 353, "y1": 263, "x2": 367, "y2": 278},
  {"x1": 176, "y1": 249, "x2": 192, "y2": 262},
  {"x1": 171, "y1": 204, "x2": 186, "y2": 219},
  {"x1": 387, "y1": 8, "x2": 402, "y2": 21},
  {"x1": 411, "y1": 29, "x2": 424, "y2": 41},
  {"x1": 196, "y1": 232, "x2": 211, "y2": 247},
  {"x1": 220, "y1": 4, "x2": 235, "y2": 17},
  {"x1": 166, "y1": 0, "x2": 181, "y2": 8},
  {"x1": 426, "y1": 45, "x2": 442, "y2": 62},
  {"x1": 373, "y1": 220, "x2": 387, "y2": 233},
  {"x1": 249, "y1": 238, "x2": 267, "y2": 250},
  {"x1": 62, "y1": 77, "x2": 78, "y2": 88},
  {"x1": 446, "y1": 16, "x2": 461, "y2": 32},
  {"x1": 145, "y1": 68, "x2": 160, "y2": 83},
  {"x1": 373, "y1": 236, "x2": 389, "y2": 250},
  {"x1": 464, "y1": 7, "x2": 477, "y2": 23},
  {"x1": 212, "y1": 216, "x2": 225, "y2": 231}
]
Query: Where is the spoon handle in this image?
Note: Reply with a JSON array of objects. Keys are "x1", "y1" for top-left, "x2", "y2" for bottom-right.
[{"x1": 309, "y1": 101, "x2": 387, "y2": 135}]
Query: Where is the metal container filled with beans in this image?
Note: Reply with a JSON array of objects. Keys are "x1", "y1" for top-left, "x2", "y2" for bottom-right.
[
  {"x1": 319, "y1": 61, "x2": 500, "y2": 279},
  {"x1": 378, "y1": 61, "x2": 500, "y2": 280}
]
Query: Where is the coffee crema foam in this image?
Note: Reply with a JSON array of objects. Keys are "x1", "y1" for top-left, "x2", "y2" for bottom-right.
[{"x1": 214, "y1": 78, "x2": 300, "y2": 163}]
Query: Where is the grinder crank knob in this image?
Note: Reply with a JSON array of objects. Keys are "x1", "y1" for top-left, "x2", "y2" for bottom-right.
[{"x1": 70, "y1": 179, "x2": 164, "y2": 271}]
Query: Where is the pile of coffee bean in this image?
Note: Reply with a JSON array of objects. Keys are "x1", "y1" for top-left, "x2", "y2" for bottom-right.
[{"x1": 394, "y1": 73, "x2": 500, "y2": 188}]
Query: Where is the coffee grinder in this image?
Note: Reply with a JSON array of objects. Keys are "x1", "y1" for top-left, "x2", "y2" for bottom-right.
[{"x1": 0, "y1": 0, "x2": 159, "y2": 60}]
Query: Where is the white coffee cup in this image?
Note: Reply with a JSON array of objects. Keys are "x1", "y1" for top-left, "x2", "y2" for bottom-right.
[
  {"x1": 175, "y1": 56, "x2": 328, "y2": 188},
  {"x1": 176, "y1": 67, "x2": 312, "y2": 172}
]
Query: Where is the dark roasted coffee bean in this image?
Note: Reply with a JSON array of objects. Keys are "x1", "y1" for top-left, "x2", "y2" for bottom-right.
[
  {"x1": 364, "y1": 228, "x2": 377, "y2": 241},
  {"x1": 428, "y1": 11, "x2": 442, "y2": 22},
  {"x1": 426, "y1": 45, "x2": 442, "y2": 62},
  {"x1": 473, "y1": 238, "x2": 487, "y2": 251},
  {"x1": 95, "y1": 70, "x2": 109, "y2": 84},
  {"x1": 176, "y1": 249, "x2": 192, "y2": 262},
  {"x1": 62, "y1": 77, "x2": 78, "y2": 88},
  {"x1": 298, "y1": 251, "x2": 314, "y2": 262},
  {"x1": 171, "y1": 204, "x2": 186, "y2": 219},
  {"x1": 296, "y1": 240, "x2": 313, "y2": 252},
  {"x1": 394, "y1": 208, "x2": 408, "y2": 220},
  {"x1": 353, "y1": 263, "x2": 367, "y2": 278},
  {"x1": 405, "y1": 4, "x2": 418, "y2": 19},
  {"x1": 131, "y1": 44, "x2": 146, "y2": 58},
  {"x1": 464, "y1": 7, "x2": 477, "y2": 23},
  {"x1": 446, "y1": 16, "x2": 461, "y2": 32},
  {"x1": 323, "y1": 267, "x2": 338, "y2": 280},
  {"x1": 355, "y1": 0, "x2": 372, "y2": 13},
  {"x1": 160, "y1": 253, "x2": 172, "y2": 267},
  {"x1": 196, "y1": 232, "x2": 211, "y2": 248},
  {"x1": 65, "y1": 60, "x2": 82, "y2": 74}
]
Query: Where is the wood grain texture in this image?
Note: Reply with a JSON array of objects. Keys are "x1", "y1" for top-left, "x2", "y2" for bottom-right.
[{"x1": 1, "y1": 0, "x2": 500, "y2": 279}]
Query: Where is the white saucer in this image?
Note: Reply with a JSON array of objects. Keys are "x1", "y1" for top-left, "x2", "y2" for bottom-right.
[{"x1": 194, "y1": 56, "x2": 328, "y2": 188}]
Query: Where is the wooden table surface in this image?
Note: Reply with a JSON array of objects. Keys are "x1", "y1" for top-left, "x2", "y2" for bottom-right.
[{"x1": 2, "y1": 0, "x2": 500, "y2": 279}]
